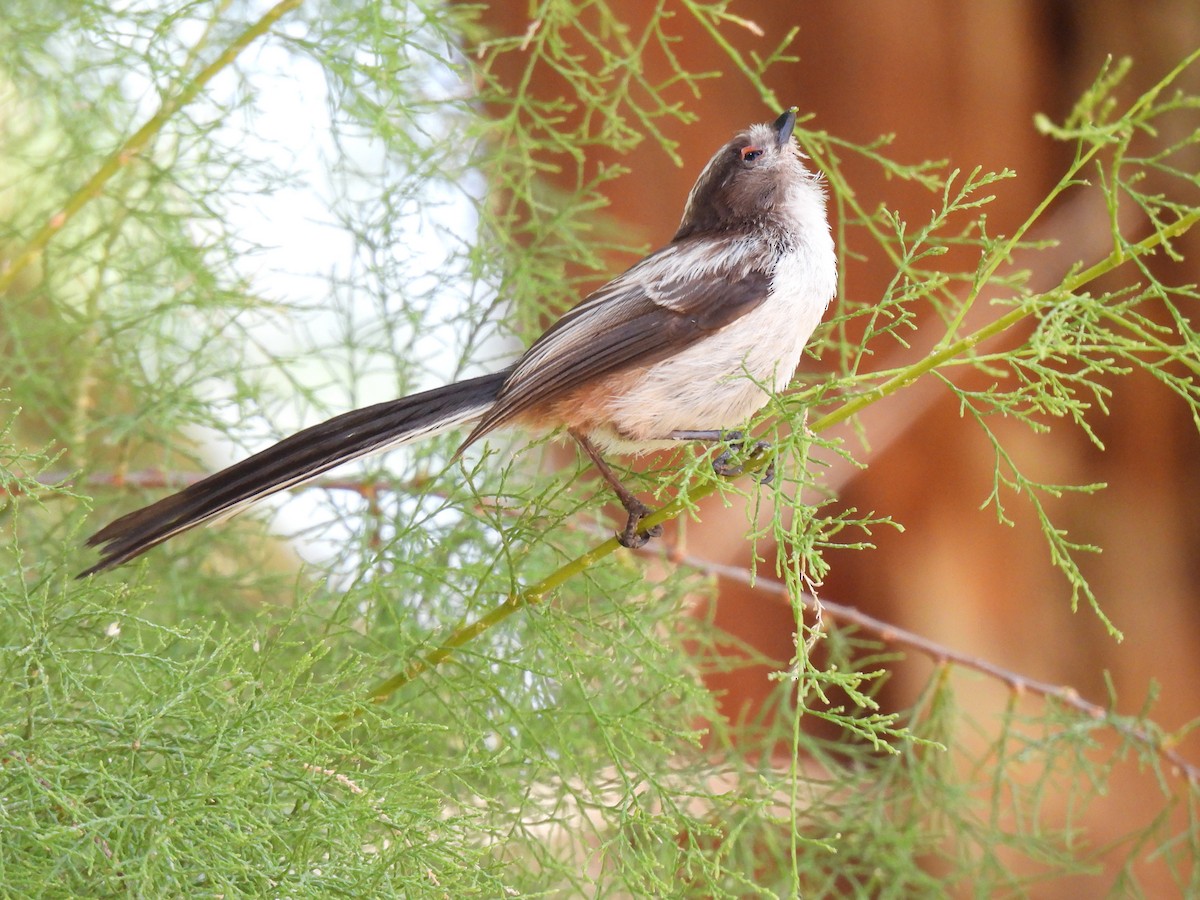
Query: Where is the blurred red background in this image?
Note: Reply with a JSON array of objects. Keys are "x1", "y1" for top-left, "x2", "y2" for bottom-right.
[{"x1": 465, "y1": 2, "x2": 1200, "y2": 894}]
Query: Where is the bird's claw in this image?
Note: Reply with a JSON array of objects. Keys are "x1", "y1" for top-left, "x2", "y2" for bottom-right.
[
  {"x1": 617, "y1": 500, "x2": 662, "y2": 549},
  {"x1": 713, "y1": 438, "x2": 775, "y2": 484}
]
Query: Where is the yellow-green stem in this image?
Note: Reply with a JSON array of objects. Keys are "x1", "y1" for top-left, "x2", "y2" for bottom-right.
[{"x1": 359, "y1": 207, "x2": 1197, "y2": 709}]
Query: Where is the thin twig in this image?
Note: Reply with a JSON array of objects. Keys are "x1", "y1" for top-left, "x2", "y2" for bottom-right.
[
  {"x1": 660, "y1": 545, "x2": 1200, "y2": 784},
  {"x1": 30, "y1": 468, "x2": 524, "y2": 516}
]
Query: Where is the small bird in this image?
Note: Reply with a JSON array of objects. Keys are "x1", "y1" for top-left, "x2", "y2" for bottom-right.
[{"x1": 80, "y1": 108, "x2": 837, "y2": 577}]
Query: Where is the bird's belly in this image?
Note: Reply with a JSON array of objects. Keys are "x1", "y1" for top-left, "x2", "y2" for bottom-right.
[{"x1": 593, "y1": 278, "x2": 827, "y2": 453}]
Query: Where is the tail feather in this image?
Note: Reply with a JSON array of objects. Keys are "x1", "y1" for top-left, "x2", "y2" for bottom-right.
[{"x1": 79, "y1": 369, "x2": 509, "y2": 576}]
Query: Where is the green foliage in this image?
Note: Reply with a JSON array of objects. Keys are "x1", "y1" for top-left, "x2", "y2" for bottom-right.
[{"x1": 0, "y1": 2, "x2": 1197, "y2": 897}]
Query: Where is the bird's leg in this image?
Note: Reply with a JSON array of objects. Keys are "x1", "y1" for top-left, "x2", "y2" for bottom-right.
[
  {"x1": 670, "y1": 429, "x2": 775, "y2": 485},
  {"x1": 570, "y1": 429, "x2": 662, "y2": 549}
]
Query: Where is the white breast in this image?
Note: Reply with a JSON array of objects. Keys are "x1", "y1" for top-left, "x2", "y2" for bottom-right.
[{"x1": 597, "y1": 186, "x2": 837, "y2": 454}]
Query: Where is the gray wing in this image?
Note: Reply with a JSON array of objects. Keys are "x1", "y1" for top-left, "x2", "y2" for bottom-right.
[{"x1": 461, "y1": 234, "x2": 776, "y2": 446}]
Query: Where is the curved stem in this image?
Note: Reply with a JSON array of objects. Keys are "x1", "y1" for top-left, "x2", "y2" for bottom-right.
[{"x1": 357, "y1": 206, "x2": 1198, "y2": 709}]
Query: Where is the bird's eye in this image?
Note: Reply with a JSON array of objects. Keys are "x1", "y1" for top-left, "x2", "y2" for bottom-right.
[{"x1": 740, "y1": 145, "x2": 764, "y2": 163}]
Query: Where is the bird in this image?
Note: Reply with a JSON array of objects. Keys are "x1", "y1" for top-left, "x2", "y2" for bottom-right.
[{"x1": 79, "y1": 108, "x2": 837, "y2": 577}]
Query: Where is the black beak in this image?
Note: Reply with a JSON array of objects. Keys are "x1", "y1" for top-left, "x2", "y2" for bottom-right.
[{"x1": 773, "y1": 107, "x2": 798, "y2": 146}]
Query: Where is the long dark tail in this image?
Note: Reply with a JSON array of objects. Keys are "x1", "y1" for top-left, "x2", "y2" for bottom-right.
[{"x1": 79, "y1": 369, "x2": 510, "y2": 576}]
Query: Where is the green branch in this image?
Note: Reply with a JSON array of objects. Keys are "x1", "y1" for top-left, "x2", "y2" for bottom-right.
[{"x1": 359, "y1": 204, "x2": 1197, "y2": 708}]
